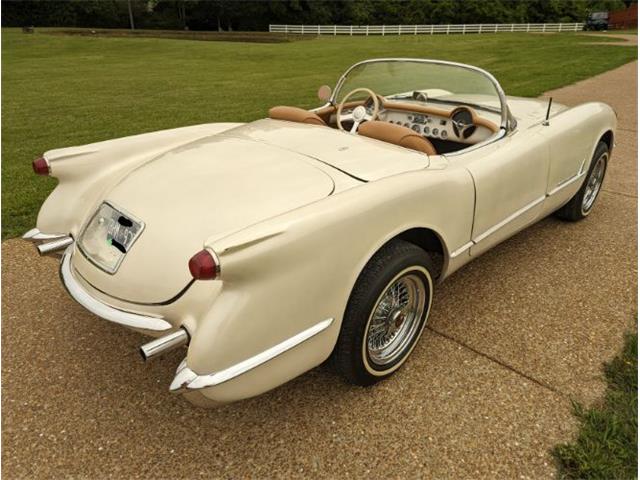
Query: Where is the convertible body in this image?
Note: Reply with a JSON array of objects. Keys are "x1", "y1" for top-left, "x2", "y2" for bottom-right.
[{"x1": 26, "y1": 59, "x2": 615, "y2": 406}]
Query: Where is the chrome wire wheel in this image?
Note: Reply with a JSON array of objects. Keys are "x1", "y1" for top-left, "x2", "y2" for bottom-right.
[
  {"x1": 582, "y1": 153, "x2": 607, "y2": 214},
  {"x1": 365, "y1": 273, "x2": 427, "y2": 367}
]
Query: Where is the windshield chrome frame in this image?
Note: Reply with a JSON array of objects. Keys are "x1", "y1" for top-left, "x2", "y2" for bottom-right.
[{"x1": 331, "y1": 58, "x2": 516, "y2": 155}]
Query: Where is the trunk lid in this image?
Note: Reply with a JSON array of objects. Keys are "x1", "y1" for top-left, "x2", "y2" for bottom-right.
[
  {"x1": 224, "y1": 119, "x2": 430, "y2": 181},
  {"x1": 73, "y1": 136, "x2": 335, "y2": 304}
]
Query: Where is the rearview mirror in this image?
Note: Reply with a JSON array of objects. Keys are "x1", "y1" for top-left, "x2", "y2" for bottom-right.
[{"x1": 317, "y1": 85, "x2": 332, "y2": 102}]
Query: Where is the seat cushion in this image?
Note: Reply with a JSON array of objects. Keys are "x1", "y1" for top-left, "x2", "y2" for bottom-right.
[
  {"x1": 268, "y1": 106, "x2": 327, "y2": 126},
  {"x1": 358, "y1": 121, "x2": 436, "y2": 155}
]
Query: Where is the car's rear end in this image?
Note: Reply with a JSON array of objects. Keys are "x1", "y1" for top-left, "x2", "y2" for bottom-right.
[{"x1": 25, "y1": 114, "x2": 454, "y2": 406}]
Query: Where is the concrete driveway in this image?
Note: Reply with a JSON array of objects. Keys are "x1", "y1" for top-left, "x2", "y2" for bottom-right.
[
  {"x1": 2, "y1": 61, "x2": 637, "y2": 479},
  {"x1": 581, "y1": 32, "x2": 638, "y2": 46}
]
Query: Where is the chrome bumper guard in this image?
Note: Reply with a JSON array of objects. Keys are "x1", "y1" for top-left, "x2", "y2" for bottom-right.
[
  {"x1": 170, "y1": 318, "x2": 334, "y2": 393},
  {"x1": 59, "y1": 246, "x2": 172, "y2": 332},
  {"x1": 23, "y1": 228, "x2": 67, "y2": 243}
]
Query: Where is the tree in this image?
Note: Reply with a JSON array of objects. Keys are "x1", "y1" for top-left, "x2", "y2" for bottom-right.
[{"x1": 2, "y1": 0, "x2": 630, "y2": 30}]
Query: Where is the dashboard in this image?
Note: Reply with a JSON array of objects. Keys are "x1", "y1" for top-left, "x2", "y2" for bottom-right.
[
  {"x1": 337, "y1": 99, "x2": 500, "y2": 146},
  {"x1": 380, "y1": 111, "x2": 454, "y2": 140},
  {"x1": 377, "y1": 106, "x2": 499, "y2": 145},
  {"x1": 333, "y1": 97, "x2": 501, "y2": 148}
]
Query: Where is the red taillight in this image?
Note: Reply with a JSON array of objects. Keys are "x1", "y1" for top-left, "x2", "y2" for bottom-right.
[
  {"x1": 188, "y1": 249, "x2": 218, "y2": 280},
  {"x1": 32, "y1": 157, "x2": 49, "y2": 176}
]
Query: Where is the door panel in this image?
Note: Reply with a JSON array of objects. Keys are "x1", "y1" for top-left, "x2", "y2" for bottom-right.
[
  {"x1": 538, "y1": 106, "x2": 593, "y2": 195},
  {"x1": 537, "y1": 104, "x2": 608, "y2": 215},
  {"x1": 466, "y1": 129, "x2": 549, "y2": 256}
]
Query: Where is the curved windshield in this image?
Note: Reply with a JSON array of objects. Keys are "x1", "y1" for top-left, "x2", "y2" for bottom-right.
[{"x1": 334, "y1": 60, "x2": 504, "y2": 118}]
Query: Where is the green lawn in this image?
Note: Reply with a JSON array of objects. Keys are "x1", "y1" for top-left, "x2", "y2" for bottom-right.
[
  {"x1": 1, "y1": 28, "x2": 636, "y2": 238},
  {"x1": 554, "y1": 332, "x2": 637, "y2": 479}
]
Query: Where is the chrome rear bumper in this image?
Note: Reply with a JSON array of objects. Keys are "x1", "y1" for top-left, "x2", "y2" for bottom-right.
[
  {"x1": 27, "y1": 229, "x2": 335, "y2": 402},
  {"x1": 60, "y1": 246, "x2": 172, "y2": 332}
]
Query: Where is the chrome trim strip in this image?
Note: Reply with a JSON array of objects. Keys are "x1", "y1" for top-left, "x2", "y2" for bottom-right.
[
  {"x1": 547, "y1": 171, "x2": 586, "y2": 196},
  {"x1": 60, "y1": 246, "x2": 172, "y2": 332},
  {"x1": 22, "y1": 228, "x2": 68, "y2": 242},
  {"x1": 450, "y1": 241, "x2": 474, "y2": 258},
  {"x1": 578, "y1": 156, "x2": 588, "y2": 175},
  {"x1": 453, "y1": 169, "x2": 587, "y2": 259},
  {"x1": 170, "y1": 318, "x2": 335, "y2": 392},
  {"x1": 454, "y1": 169, "x2": 586, "y2": 258},
  {"x1": 42, "y1": 156, "x2": 51, "y2": 174},
  {"x1": 473, "y1": 195, "x2": 546, "y2": 244}
]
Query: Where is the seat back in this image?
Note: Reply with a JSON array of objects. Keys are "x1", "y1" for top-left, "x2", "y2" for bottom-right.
[
  {"x1": 359, "y1": 121, "x2": 436, "y2": 155},
  {"x1": 268, "y1": 106, "x2": 327, "y2": 126}
]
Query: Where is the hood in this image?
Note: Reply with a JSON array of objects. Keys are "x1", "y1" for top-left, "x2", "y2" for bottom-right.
[
  {"x1": 507, "y1": 96, "x2": 568, "y2": 129},
  {"x1": 73, "y1": 136, "x2": 335, "y2": 304}
]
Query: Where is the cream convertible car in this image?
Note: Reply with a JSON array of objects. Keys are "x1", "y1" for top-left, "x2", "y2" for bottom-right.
[{"x1": 26, "y1": 59, "x2": 614, "y2": 407}]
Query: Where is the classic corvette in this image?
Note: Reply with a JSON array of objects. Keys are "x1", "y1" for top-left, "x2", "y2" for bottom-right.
[{"x1": 25, "y1": 59, "x2": 615, "y2": 407}]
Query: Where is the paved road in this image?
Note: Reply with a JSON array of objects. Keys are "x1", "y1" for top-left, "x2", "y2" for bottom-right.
[{"x1": 2, "y1": 61, "x2": 637, "y2": 479}]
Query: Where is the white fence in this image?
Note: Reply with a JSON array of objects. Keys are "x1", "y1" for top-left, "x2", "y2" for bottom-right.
[{"x1": 269, "y1": 23, "x2": 584, "y2": 35}]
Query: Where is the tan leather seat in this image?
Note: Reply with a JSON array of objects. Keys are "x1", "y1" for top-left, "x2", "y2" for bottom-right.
[
  {"x1": 268, "y1": 106, "x2": 326, "y2": 126},
  {"x1": 358, "y1": 121, "x2": 437, "y2": 155}
]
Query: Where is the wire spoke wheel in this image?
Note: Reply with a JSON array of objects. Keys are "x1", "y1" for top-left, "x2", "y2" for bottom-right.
[
  {"x1": 554, "y1": 141, "x2": 609, "y2": 222},
  {"x1": 582, "y1": 153, "x2": 607, "y2": 214},
  {"x1": 333, "y1": 240, "x2": 434, "y2": 386},
  {"x1": 366, "y1": 273, "x2": 427, "y2": 366}
]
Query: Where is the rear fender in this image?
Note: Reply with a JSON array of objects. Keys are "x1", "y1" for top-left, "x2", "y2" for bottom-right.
[
  {"x1": 183, "y1": 165, "x2": 474, "y2": 400},
  {"x1": 36, "y1": 123, "x2": 243, "y2": 236}
]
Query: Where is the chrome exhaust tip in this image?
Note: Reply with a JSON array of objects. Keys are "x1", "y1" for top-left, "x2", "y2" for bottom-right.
[
  {"x1": 36, "y1": 236, "x2": 74, "y2": 256},
  {"x1": 140, "y1": 328, "x2": 190, "y2": 361}
]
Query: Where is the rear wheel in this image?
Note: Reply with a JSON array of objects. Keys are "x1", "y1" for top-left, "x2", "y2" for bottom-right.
[
  {"x1": 332, "y1": 240, "x2": 435, "y2": 386},
  {"x1": 555, "y1": 141, "x2": 609, "y2": 222}
]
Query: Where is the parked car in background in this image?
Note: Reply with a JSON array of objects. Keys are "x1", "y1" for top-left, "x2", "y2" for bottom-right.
[
  {"x1": 25, "y1": 58, "x2": 615, "y2": 407},
  {"x1": 584, "y1": 11, "x2": 609, "y2": 30}
]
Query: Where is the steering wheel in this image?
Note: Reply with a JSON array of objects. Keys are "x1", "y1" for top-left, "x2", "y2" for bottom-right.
[
  {"x1": 336, "y1": 88, "x2": 381, "y2": 133},
  {"x1": 451, "y1": 107, "x2": 477, "y2": 140}
]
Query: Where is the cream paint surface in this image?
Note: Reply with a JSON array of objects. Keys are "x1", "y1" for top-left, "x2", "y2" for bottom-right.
[
  {"x1": 74, "y1": 136, "x2": 336, "y2": 303},
  {"x1": 34, "y1": 76, "x2": 616, "y2": 404}
]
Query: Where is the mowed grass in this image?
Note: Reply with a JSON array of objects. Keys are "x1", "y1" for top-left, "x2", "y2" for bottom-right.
[
  {"x1": 553, "y1": 332, "x2": 637, "y2": 479},
  {"x1": 1, "y1": 28, "x2": 636, "y2": 238}
]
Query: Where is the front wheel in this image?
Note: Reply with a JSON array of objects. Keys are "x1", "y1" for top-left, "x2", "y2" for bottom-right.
[
  {"x1": 332, "y1": 240, "x2": 435, "y2": 386},
  {"x1": 555, "y1": 141, "x2": 609, "y2": 221}
]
